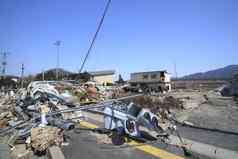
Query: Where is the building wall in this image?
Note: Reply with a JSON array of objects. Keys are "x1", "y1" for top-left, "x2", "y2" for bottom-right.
[
  {"x1": 130, "y1": 71, "x2": 171, "y2": 91},
  {"x1": 130, "y1": 71, "x2": 171, "y2": 83},
  {"x1": 164, "y1": 74, "x2": 171, "y2": 83},
  {"x1": 91, "y1": 74, "x2": 114, "y2": 85}
]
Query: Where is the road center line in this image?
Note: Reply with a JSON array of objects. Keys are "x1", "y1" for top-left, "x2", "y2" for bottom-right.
[{"x1": 79, "y1": 120, "x2": 184, "y2": 159}]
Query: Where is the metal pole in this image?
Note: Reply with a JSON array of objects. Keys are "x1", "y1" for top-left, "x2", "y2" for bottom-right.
[
  {"x1": 0, "y1": 51, "x2": 10, "y2": 77},
  {"x1": 174, "y1": 62, "x2": 178, "y2": 79},
  {"x1": 42, "y1": 69, "x2": 45, "y2": 81},
  {"x1": 54, "y1": 41, "x2": 61, "y2": 80},
  {"x1": 21, "y1": 63, "x2": 24, "y2": 88},
  {"x1": 56, "y1": 45, "x2": 59, "y2": 80}
]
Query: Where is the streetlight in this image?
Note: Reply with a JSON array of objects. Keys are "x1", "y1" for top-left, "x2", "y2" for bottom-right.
[{"x1": 54, "y1": 40, "x2": 61, "y2": 80}]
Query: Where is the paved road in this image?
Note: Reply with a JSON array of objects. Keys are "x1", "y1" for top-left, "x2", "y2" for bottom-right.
[
  {"x1": 62, "y1": 130, "x2": 159, "y2": 159},
  {"x1": 62, "y1": 118, "x2": 210, "y2": 159},
  {"x1": 177, "y1": 125, "x2": 238, "y2": 152},
  {"x1": 178, "y1": 98, "x2": 238, "y2": 152}
]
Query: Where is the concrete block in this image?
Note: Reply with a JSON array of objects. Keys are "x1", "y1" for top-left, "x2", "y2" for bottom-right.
[{"x1": 47, "y1": 146, "x2": 65, "y2": 159}]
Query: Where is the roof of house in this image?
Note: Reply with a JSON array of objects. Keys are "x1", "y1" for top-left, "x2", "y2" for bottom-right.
[
  {"x1": 88, "y1": 70, "x2": 115, "y2": 76},
  {"x1": 0, "y1": 75, "x2": 19, "y2": 79}
]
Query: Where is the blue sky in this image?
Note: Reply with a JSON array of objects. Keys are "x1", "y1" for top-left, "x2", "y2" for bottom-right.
[{"x1": 0, "y1": 0, "x2": 237, "y2": 79}]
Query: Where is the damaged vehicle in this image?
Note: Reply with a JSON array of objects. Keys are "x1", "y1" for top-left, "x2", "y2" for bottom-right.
[{"x1": 103, "y1": 102, "x2": 168, "y2": 145}]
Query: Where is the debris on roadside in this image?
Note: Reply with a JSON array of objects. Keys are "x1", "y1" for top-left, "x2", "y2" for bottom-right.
[
  {"x1": 0, "y1": 118, "x2": 8, "y2": 128},
  {"x1": 130, "y1": 95, "x2": 184, "y2": 113},
  {"x1": 0, "y1": 84, "x2": 77, "y2": 158},
  {"x1": 1, "y1": 79, "x2": 235, "y2": 159},
  {"x1": 93, "y1": 132, "x2": 112, "y2": 144},
  {"x1": 30, "y1": 126, "x2": 64, "y2": 154},
  {"x1": 0, "y1": 80, "x2": 122, "y2": 158}
]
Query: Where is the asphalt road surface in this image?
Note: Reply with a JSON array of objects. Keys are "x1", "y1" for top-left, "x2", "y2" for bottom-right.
[{"x1": 62, "y1": 119, "x2": 211, "y2": 159}]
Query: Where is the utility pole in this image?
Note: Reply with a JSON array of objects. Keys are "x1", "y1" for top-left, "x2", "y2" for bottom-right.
[
  {"x1": 0, "y1": 51, "x2": 10, "y2": 77},
  {"x1": 174, "y1": 62, "x2": 178, "y2": 79},
  {"x1": 42, "y1": 69, "x2": 45, "y2": 81},
  {"x1": 21, "y1": 63, "x2": 24, "y2": 88},
  {"x1": 54, "y1": 40, "x2": 61, "y2": 80},
  {"x1": 173, "y1": 62, "x2": 178, "y2": 90}
]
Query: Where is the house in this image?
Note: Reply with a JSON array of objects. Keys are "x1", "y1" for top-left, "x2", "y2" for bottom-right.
[
  {"x1": 0, "y1": 75, "x2": 19, "y2": 90},
  {"x1": 88, "y1": 70, "x2": 115, "y2": 85},
  {"x1": 130, "y1": 70, "x2": 171, "y2": 92}
]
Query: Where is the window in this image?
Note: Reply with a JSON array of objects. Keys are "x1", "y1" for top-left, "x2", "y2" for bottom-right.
[
  {"x1": 151, "y1": 74, "x2": 157, "y2": 79},
  {"x1": 143, "y1": 74, "x2": 148, "y2": 79},
  {"x1": 160, "y1": 72, "x2": 165, "y2": 77}
]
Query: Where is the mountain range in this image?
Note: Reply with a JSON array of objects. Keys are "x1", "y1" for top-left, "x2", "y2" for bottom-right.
[
  {"x1": 182, "y1": 65, "x2": 238, "y2": 80},
  {"x1": 27, "y1": 65, "x2": 238, "y2": 80}
]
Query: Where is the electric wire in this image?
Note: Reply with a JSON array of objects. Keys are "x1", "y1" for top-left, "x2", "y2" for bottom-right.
[{"x1": 79, "y1": 0, "x2": 112, "y2": 73}]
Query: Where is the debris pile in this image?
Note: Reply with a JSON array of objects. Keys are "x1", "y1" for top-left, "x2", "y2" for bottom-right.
[
  {"x1": 131, "y1": 95, "x2": 184, "y2": 113},
  {"x1": 30, "y1": 126, "x2": 64, "y2": 153},
  {"x1": 26, "y1": 81, "x2": 114, "y2": 104},
  {"x1": 0, "y1": 87, "x2": 78, "y2": 157},
  {"x1": 0, "y1": 97, "x2": 16, "y2": 129},
  {"x1": 0, "y1": 118, "x2": 8, "y2": 128},
  {"x1": 0, "y1": 81, "x2": 194, "y2": 158},
  {"x1": 74, "y1": 83, "x2": 106, "y2": 104},
  {"x1": 0, "y1": 80, "x2": 122, "y2": 157}
]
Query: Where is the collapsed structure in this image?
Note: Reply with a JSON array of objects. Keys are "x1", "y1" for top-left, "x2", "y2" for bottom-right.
[{"x1": 129, "y1": 70, "x2": 171, "y2": 92}]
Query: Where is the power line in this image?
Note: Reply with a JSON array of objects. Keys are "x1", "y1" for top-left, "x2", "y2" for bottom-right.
[{"x1": 79, "y1": 0, "x2": 112, "y2": 73}]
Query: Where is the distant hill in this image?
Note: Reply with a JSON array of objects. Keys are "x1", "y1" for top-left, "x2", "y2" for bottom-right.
[
  {"x1": 34, "y1": 68, "x2": 74, "y2": 80},
  {"x1": 34, "y1": 68, "x2": 91, "y2": 82},
  {"x1": 182, "y1": 65, "x2": 238, "y2": 80},
  {"x1": 45, "y1": 68, "x2": 73, "y2": 76}
]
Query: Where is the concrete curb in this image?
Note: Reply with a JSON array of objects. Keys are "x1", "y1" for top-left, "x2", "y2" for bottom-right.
[
  {"x1": 170, "y1": 135, "x2": 238, "y2": 159},
  {"x1": 47, "y1": 146, "x2": 65, "y2": 159}
]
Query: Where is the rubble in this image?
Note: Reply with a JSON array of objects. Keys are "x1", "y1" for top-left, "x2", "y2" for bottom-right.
[
  {"x1": 0, "y1": 111, "x2": 14, "y2": 120},
  {"x1": 0, "y1": 87, "x2": 74, "y2": 157},
  {"x1": 130, "y1": 95, "x2": 184, "y2": 114},
  {"x1": 0, "y1": 79, "x2": 236, "y2": 159},
  {"x1": 0, "y1": 118, "x2": 8, "y2": 128},
  {"x1": 26, "y1": 81, "x2": 112, "y2": 105},
  {"x1": 0, "y1": 80, "x2": 119, "y2": 158},
  {"x1": 93, "y1": 132, "x2": 112, "y2": 144},
  {"x1": 30, "y1": 126, "x2": 64, "y2": 153}
]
